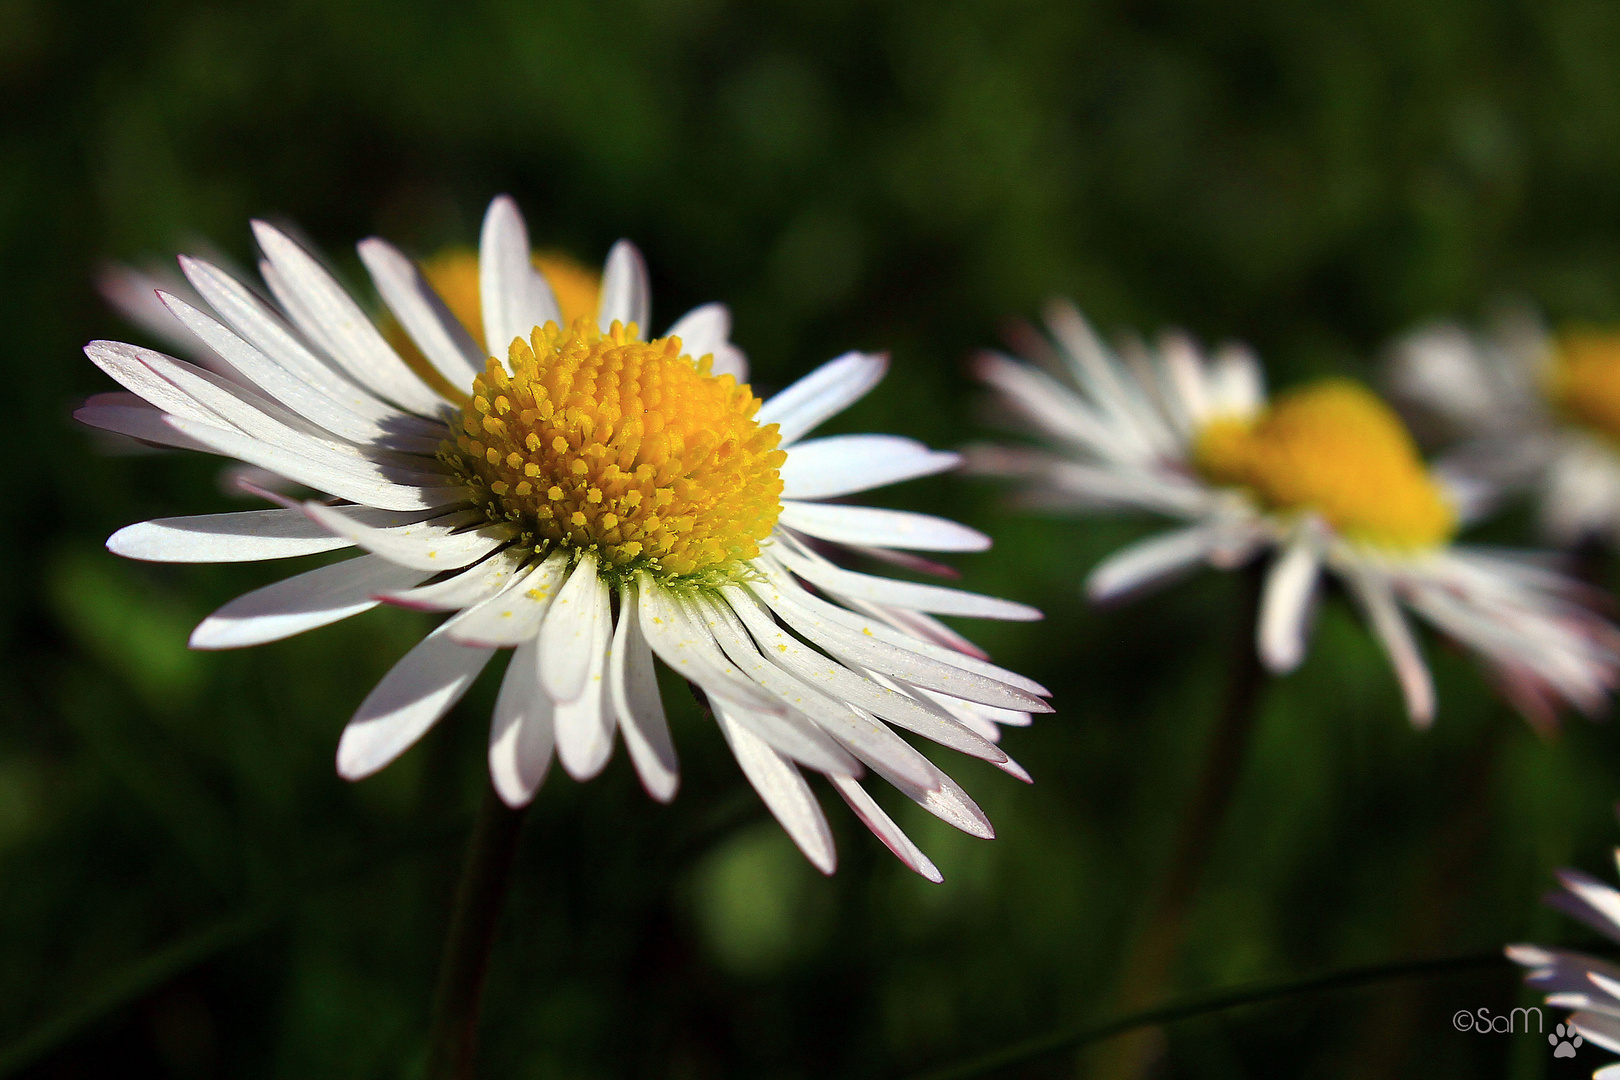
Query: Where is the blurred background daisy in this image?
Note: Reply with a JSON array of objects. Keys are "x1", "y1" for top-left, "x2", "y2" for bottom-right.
[
  {"x1": 1391, "y1": 309, "x2": 1620, "y2": 551},
  {"x1": 15, "y1": 1, "x2": 1620, "y2": 1078}
]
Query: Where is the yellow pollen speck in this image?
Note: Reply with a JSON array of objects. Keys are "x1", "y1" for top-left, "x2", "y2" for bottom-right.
[
  {"x1": 1548, "y1": 331, "x2": 1620, "y2": 447},
  {"x1": 1192, "y1": 378, "x2": 1454, "y2": 549},
  {"x1": 447, "y1": 318, "x2": 785, "y2": 577}
]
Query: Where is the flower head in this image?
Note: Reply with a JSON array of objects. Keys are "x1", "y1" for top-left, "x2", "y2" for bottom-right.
[
  {"x1": 1510, "y1": 840, "x2": 1620, "y2": 1078},
  {"x1": 80, "y1": 196, "x2": 1049, "y2": 880},
  {"x1": 969, "y1": 300, "x2": 1619, "y2": 730},
  {"x1": 1391, "y1": 310, "x2": 1620, "y2": 547}
]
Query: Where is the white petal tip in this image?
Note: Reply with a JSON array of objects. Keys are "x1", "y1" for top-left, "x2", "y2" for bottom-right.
[
  {"x1": 105, "y1": 527, "x2": 140, "y2": 559},
  {"x1": 1258, "y1": 640, "x2": 1303, "y2": 674},
  {"x1": 490, "y1": 777, "x2": 540, "y2": 809},
  {"x1": 186, "y1": 623, "x2": 231, "y2": 651},
  {"x1": 997, "y1": 758, "x2": 1033, "y2": 784},
  {"x1": 335, "y1": 744, "x2": 381, "y2": 783}
]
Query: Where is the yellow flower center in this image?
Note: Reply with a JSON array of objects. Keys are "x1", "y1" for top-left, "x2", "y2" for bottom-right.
[
  {"x1": 446, "y1": 319, "x2": 785, "y2": 580},
  {"x1": 1548, "y1": 331, "x2": 1620, "y2": 446},
  {"x1": 386, "y1": 247, "x2": 602, "y2": 401},
  {"x1": 1192, "y1": 378, "x2": 1455, "y2": 549}
]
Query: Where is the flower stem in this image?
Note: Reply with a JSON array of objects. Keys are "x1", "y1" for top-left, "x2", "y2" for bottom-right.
[
  {"x1": 425, "y1": 783, "x2": 528, "y2": 1080},
  {"x1": 1092, "y1": 567, "x2": 1268, "y2": 1078}
]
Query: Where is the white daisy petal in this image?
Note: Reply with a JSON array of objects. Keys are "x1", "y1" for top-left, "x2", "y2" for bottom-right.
[
  {"x1": 157, "y1": 291, "x2": 441, "y2": 453},
  {"x1": 658, "y1": 601, "x2": 853, "y2": 775},
  {"x1": 537, "y1": 553, "x2": 610, "y2": 703},
  {"x1": 251, "y1": 221, "x2": 448, "y2": 417},
  {"x1": 779, "y1": 434, "x2": 959, "y2": 500},
  {"x1": 443, "y1": 552, "x2": 570, "y2": 647},
  {"x1": 834, "y1": 593, "x2": 989, "y2": 659},
  {"x1": 756, "y1": 351, "x2": 888, "y2": 445},
  {"x1": 85, "y1": 340, "x2": 226, "y2": 426},
  {"x1": 169, "y1": 415, "x2": 467, "y2": 512},
  {"x1": 688, "y1": 594, "x2": 934, "y2": 788},
  {"x1": 1205, "y1": 343, "x2": 1265, "y2": 418},
  {"x1": 1556, "y1": 868, "x2": 1620, "y2": 940},
  {"x1": 721, "y1": 586, "x2": 1008, "y2": 764},
  {"x1": 1572, "y1": 1011, "x2": 1620, "y2": 1055},
  {"x1": 302, "y1": 503, "x2": 511, "y2": 571},
  {"x1": 358, "y1": 238, "x2": 487, "y2": 391},
  {"x1": 178, "y1": 256, "x2": 425, "y2": 430},
  {"x1": 635, "y1": 577, "x2": 785, "y2": 715},
  {"x1": 1257, "y1": 536, "x2": 1320, "y2": 673},
  {"x1": 749, "y1": 562, "x2": 1051, "y2": 710},
  {"x1": 826, "y1": 709, "x2": 996, "y2": 840},
  {"x1": 336, "y1": 625, "x2": 496, "y2": 780},
  {"x1": 1158, "y1": 333, "x2": 1211, "y2": 430},
  {"x1": 667, "y1": 302, "x2": 747, "y2": 382},
  {"x1": 107, "y1": 508, "x2": 390, "y2": 563},
  {"x1": 598, "y1": 240, "x2": 651, "y2": 332},
  {"x1": 733, "y1": 710, "x2": 865, "y2": 777},
  {"x1": 379, "y1": 548, "x2": 530, "y2": 611},
  {"x1": 190, "y1": 554, "x2": 432, "y2": 649},
  {"x1": 553, "y1": 581, "x2": 616, "y2": 782},
  {"x1": 973, "y1": 351, "x2": 1134, "y2": 463},
  {"x1": 98, "y1": 261, "x2": 220, "y2": 366},
  {"x1": 829, "y1": 775, "x2": 942, "y2": 883},
  {"x1": 773, "y1": 541, "x2": 1041, "y2": 621},
  {"x1": 652, "y1": 596, "x2": 852, "y2": 773},
  {"x1": 96, "y1": 339, "x2": 448, "y2": 496},
  {"x1": 110, "y1": 340, "x2": 440, "y2": 481},
  {"x1": 1345, "y1": 568, "x2": 1436, "y2": 728},
  {"x1": 479, "y1": 195, "x2": 560, "y2": 359},
  {"x1": 75, "y1": 401, "x2": 221, "y2": 453},
  {"x1": 1085, "y1": 523, "x2": 1224, "y2": 604},
  {"x1": 488, "y1": 636, "x2": 556, "y2": 807},
  {"x1": 714, "y1": 705, "x2": 837, "y2": 875},
  {"x1": 778, "y1": 502, "x2": 991, "y2": 552},
  {"x1": 609, "y1": 579, "x2": 679, "y2": 803}
]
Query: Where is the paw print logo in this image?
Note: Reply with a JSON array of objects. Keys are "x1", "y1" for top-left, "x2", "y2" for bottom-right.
[{"x1": 1550, "y1": 1022, "x2": 1583, "y2": 1059}]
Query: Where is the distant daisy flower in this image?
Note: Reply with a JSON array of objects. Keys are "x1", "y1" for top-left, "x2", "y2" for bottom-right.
[
  {"x1": 968, "y1": 300, "x2": 1619, "y2": 730},
  {"x1": 1509, "y1": 844, "x2": 1620, "y2": 1077},
  {"x1": 80, "y1": 195, "x2": 1049, "y2": 880},
  {"x1": 1391, "y1": 310, "x2": 1620, "y2": 546}
]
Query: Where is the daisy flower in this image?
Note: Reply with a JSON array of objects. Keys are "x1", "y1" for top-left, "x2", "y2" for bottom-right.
[
  {"x1": 1391, "y1": 309, "x2": 1620, "y2": 547},
  {"x1": 967, "y1": 300, "x2": 1619, "y2": 730},
  {"x1": 79, "y1": 195, "x2": 1049, "y2": 880},
  {"x1": 1509, "y1": 843, "x2": 1620, "y2": 1077}
]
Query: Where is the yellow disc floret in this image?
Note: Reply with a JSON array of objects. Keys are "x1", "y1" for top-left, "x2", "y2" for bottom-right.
[
  {"x1": 1548, "y1": 330, "x2": 1620, "y2": 447},
  {"x1": 1193, "y1": 378, "x2": 1455, "y2": 549},
  {"x1": 446, "y1": 318, "x2": 785, "y2": 580}
]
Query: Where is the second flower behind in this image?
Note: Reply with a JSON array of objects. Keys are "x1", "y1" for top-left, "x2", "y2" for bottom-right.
[{"x1": 969, "y1": 300, "x2": 1619, "y2": 730}]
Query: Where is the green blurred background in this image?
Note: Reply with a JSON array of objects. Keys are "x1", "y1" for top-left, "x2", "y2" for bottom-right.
[{"x1": 6, "y1": 0, "x2": 1620, "y2": 1076}]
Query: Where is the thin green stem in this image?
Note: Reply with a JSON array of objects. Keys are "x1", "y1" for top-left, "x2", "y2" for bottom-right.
[
  {"x1": 1095, "y1": 567, "x2": 1267, "y2": 1076},
  {"x1": 424, "y1": 783, "x2": 528, "y2": 1080},
  {"x1": 902, "y1": 950, "x2": 1508, "y2": 1080}
]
